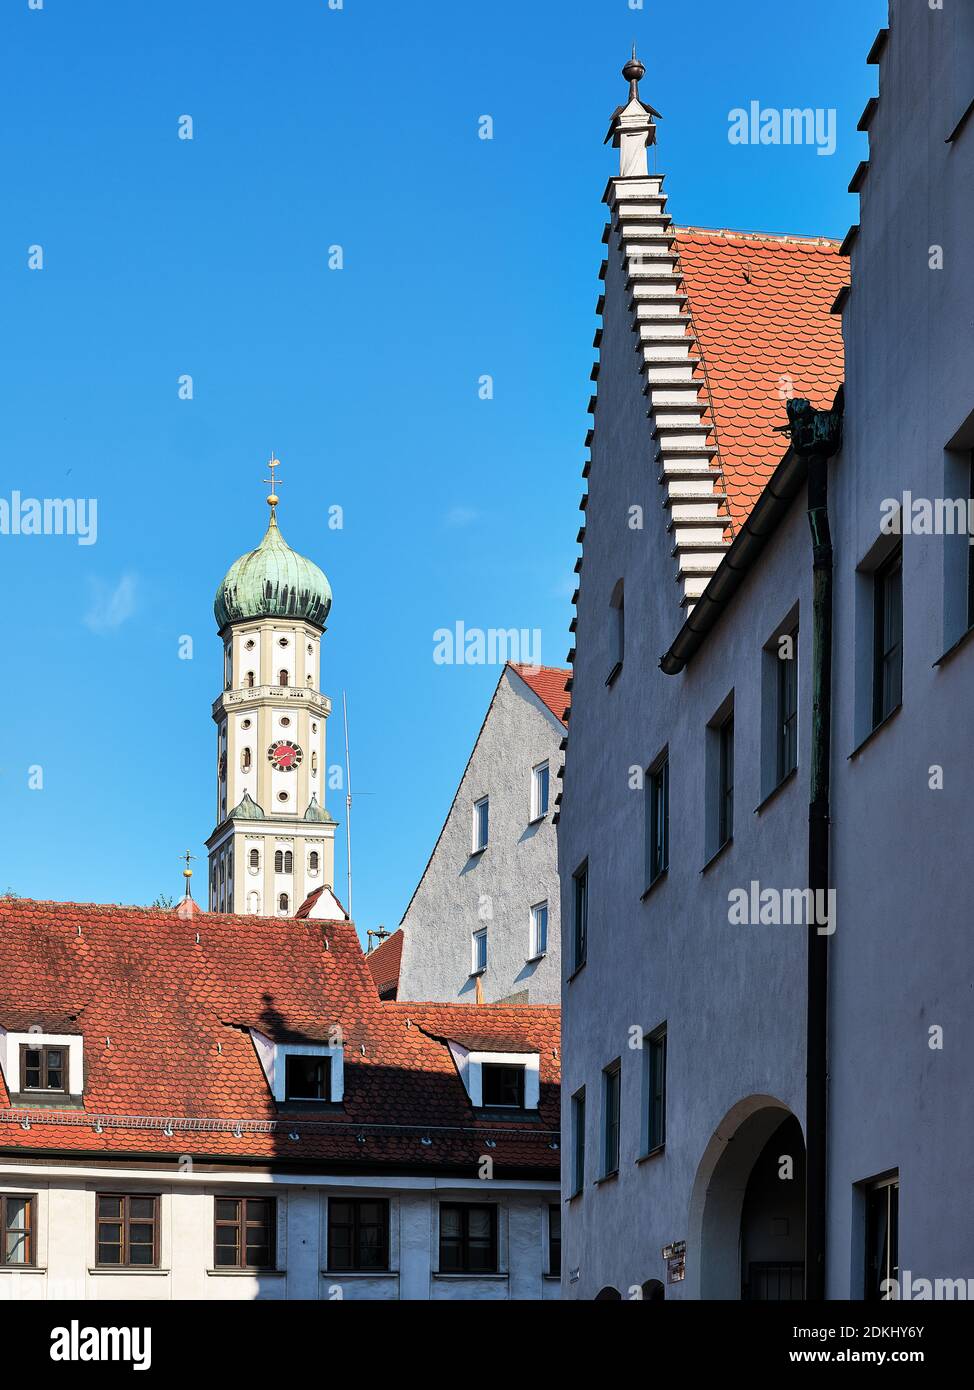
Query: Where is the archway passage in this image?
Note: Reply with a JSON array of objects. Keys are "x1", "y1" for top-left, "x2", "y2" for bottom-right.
[
  {"x1": 740, "y1": 1115, "x2": 805, "y2": 1300},
  {"x1": 641, "y1": 1278, "x2": 665, "y2": 1301},
  {"x1": 594, "y1": 1286, "x2": 622, "y2": 1301},
  {"x1": 689, "y1": 1097, "x2": 806, "y2": 1300}
]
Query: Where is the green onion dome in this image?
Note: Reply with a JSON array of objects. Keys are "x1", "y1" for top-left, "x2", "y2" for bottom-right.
[{"x1": 214, "y1": 506, "x2": 332, "y2": 632}]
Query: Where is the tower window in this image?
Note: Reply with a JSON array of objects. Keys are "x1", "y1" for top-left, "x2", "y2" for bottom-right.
[
  {"x1": 280, "y1": 717, "x2": 291, "y2": 728},
  {"x1": 284, "y1": 851, "x2": 293, "y2": 874},
  {"x1": 245, "y1": 672, "x2": 255, "y2": 689},
  {"x1": 278, "y1": 893, "x2": 289, "y2": 913},
  {"x1": 241, "y1": 747, "x2": 252, "y2": 771},
  {"x1": 309, "y1": 851, "x2": 319, "y2": 873},
  {"x1": 279, "y1": 670, "x2": 289, "y2": 687},
  {"x1": 275, "y1": 850, "x2": 283, "y2": 873},
  {"x1": 249, "y1": 848, "x2": 259, "y2": 870},
  {"x1": 245, "y1": 639, "x2": 255, "y2": 650},
  {"x1": 278, "y1": 792, "x2": 288, "y2": 803},
  {"x1": 278, "y1": 637, "x2": 289, "y2": 648}
]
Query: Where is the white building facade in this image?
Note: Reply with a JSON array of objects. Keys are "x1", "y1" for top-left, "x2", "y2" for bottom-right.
[
  {"x1": 397, "y1": 663, "x2": 568, "y2": 1005},
  {"x1": 559, "y1": 7, "x2": 974, "y2": 1302}
]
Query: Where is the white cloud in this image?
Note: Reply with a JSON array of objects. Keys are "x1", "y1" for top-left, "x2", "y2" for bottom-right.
[
  {"x1": 443, "y1": 506, "x2": 479, "y2": 528},
  {"x1": 84, "y1": 573, "x2": 138, "y2": 634}
]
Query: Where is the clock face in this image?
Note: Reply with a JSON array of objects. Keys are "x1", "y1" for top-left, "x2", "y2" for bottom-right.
[{"x1": 268, "y1": 739, "x2": 303, "y2": 772}]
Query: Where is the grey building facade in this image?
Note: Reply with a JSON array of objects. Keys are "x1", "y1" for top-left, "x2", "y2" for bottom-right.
[
  {"x1": 397, "y1": 663, "x2": 567, "y2": 1005},
  {"x1": 559, "y1": 4, "x2": 974, "y2": 1301}
]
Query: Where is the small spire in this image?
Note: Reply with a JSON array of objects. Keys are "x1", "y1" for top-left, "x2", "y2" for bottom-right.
[
  {"x1": 181, "y1": 849, "x2": 196, "y2": 898},
  {"x1": 605, "y1": 48, "x2": 660, "y2": 177},
  {"x1": 263, "y1": 454, "x2": 282, "y2": 516},
  {"x1": 622, "y1": 45, "x2": 646, "y2": 103}
]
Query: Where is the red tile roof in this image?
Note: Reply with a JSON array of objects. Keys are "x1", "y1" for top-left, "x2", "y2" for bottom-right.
[
  {"x1": 366, "y1": 930, "x2": 403, "y2": 999},
  {"x1": 508, "y1": 664, "x2": 571, "y2": 726},
  {"x1": 674, "y1": 227, "x2": 846, "y2": 530},
  {"x1": 0, "y1": 898, "x2": 559, "y2": 1175}
]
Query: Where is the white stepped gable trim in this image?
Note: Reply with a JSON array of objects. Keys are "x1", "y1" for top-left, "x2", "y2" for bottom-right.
[{"x1": 600, "y1": 178, "x2": 732, "y2": 613}]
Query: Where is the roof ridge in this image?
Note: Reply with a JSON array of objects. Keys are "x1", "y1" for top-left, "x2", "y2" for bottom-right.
[{"x1": 674, "y1": 224, "x2": 842, "y2": 249}]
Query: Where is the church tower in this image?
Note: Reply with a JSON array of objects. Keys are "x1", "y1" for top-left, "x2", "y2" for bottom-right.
[{"x1": 206, "y1": 459, "x2": 337, "y2": 915}]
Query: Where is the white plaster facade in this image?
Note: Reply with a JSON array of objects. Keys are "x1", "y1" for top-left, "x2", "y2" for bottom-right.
[
  {"x1": 398, "y1": 666, "x2": 565, "y2": 1004},
  {"x1": 559, "y1": 9, "x2": 974, "y2": 1301},
  {"x1": 0, "y1": 1168, "x2": 560, "y2": 1301}
]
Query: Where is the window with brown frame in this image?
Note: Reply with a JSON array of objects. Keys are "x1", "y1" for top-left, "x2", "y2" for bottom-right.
[
  {"x1": 95, "y1": 1193, "x2": 159, "y2": 1267},
  {"x1": 20, "y1": 1044, "x2": 67, "y2": 1093},
  {"x1": 0, "y1": 1194, "x2": 34, "y2": 1266},
  {"x1": 213, "y1": 1196, "x2": 276, "y2": 1270}
]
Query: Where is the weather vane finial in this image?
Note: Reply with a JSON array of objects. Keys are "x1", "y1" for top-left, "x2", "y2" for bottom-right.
[
  {"x1": 181, "y1": 850, "x2": 196, "y2": 898},
  {"x1": 264, "y1": 453, "x2": 282, "y2": 511}
]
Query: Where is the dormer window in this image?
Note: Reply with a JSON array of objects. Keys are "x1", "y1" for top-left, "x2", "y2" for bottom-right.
[
  {"x1": 249, "y1": 1033, "x2": 345, "y2": 1106},
  {"x1": 0, "y1": 1032, "x2": 83, "y2": 1100},
  {"x1": 21, "y1": 1044, "x2": 66, "y2": 1092},
  {"x1": 285, "y1": 1054, "x2": 330, "y2": 1102},
  {"x1": 482, "y1": 1063, "x2": 525, "y2": 1109},
  {"x1": 444, "y1": 1042, "x2": 540, "y2": 1111}
]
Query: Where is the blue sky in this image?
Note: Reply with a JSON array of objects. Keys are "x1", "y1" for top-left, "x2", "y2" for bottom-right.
[{"x1": 0, "y1": 0, "x2": 884, "y2": 934}]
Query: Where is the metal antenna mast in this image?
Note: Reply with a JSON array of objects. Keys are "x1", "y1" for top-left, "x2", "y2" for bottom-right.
[{"x1": 342, "y1": 690, "x2": 353, "y2": 919}]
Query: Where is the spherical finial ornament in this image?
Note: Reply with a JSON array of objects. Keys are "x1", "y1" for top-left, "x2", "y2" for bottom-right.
[
  {"x1": 267, "y1": 493, "x2": 279, "y2": 507},
  {"x1": 622, "y1": 55, "x2": 645, "y2": 86},
  {"x1": 183, "y1": 866, "x2": 193, "y2": 880}
]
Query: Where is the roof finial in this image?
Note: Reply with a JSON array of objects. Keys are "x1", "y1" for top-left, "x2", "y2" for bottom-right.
[
  {"x1": 181, "y1": 849, "x2": 196, "y2": 897},
  {"x1": 264, "y1": 453, "x2": 281, "y2": 512},
  {"x1": 622, "y1": 45, "x2": 646, "y2": 103}
]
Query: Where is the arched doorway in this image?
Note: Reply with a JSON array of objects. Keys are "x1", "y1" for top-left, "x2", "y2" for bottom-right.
[
  {"x1": 687, "y1": 1096, "x2": 806, "y2": 1300},
  {"x1": 641, "y1": 1278, "x2": 665, "y2": 1301},
  {"x1": 594, "y1": 1286, "x2": 622, "y2": 1301}
]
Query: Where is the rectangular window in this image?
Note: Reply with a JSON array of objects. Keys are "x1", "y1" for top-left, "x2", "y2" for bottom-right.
[
  {"x1": 327, "y1": 1198, "x2": 390, "y2": 1272},
  {"x1": 529, "y1": 900, "x2": 548, "y2": 958},
  {"x1": 96, "y1": 1193, "x2": 159, "y2": 1268},
  {"x1": 571, "y1": 1088, "x2": 586, "y2": 1195},
  {"x1": 214, "y1": 1196, "x2": 276, "y2": 1270},
  {"x1": 864, "y1": 1175, "x2": 899, "y2": 1301},
  {"x1": 473, "y1": 796, "x2": 489, "y2": 852},
  {"x1": 472, "y1": 927, "x2": 488, "y2": 974},
  {"x1": 284, "y1": 1054, "x2": 330, "y2": 1102},
  {"x1": 0, "y1": 1194, "x2": 34, "y2": 1266},
  {"x1": 645, "y1": 1026, "x2": 667, "y2": 1153},
  {"x1": 647, "y1": 755, "x2": 669, "y2": 885},
  {"x1": 872, "y1": 546, "x2": 902, "y2": 727},
  {"x1": 548, "y1": 1204, "x2": 561, "y2": 1277},
  {"x1": 602, "y1": 1061, "x2": 621, "y2": 1177},
  {"x1": 776, "y1": 629, "x2": 799, "y2": 784},
  {"x1": 481, "y1": 1063, "x2": 525, "y2": 1109},
  {"x1": 439, "y1": 1203, "x2": 498, "y2": 1274},
  {"x1": 572, "y1": 863, "x2": 588, "y2": 971},
  {"x1": 532, "y1": 762, "x2": 550, "y2": 820},
  {"x1": 20, "y1": 1044, "x2": 67, "y2": 1093},
  {"x1": 717, "y1": 713, "x2": 734, "y2": 848}
]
